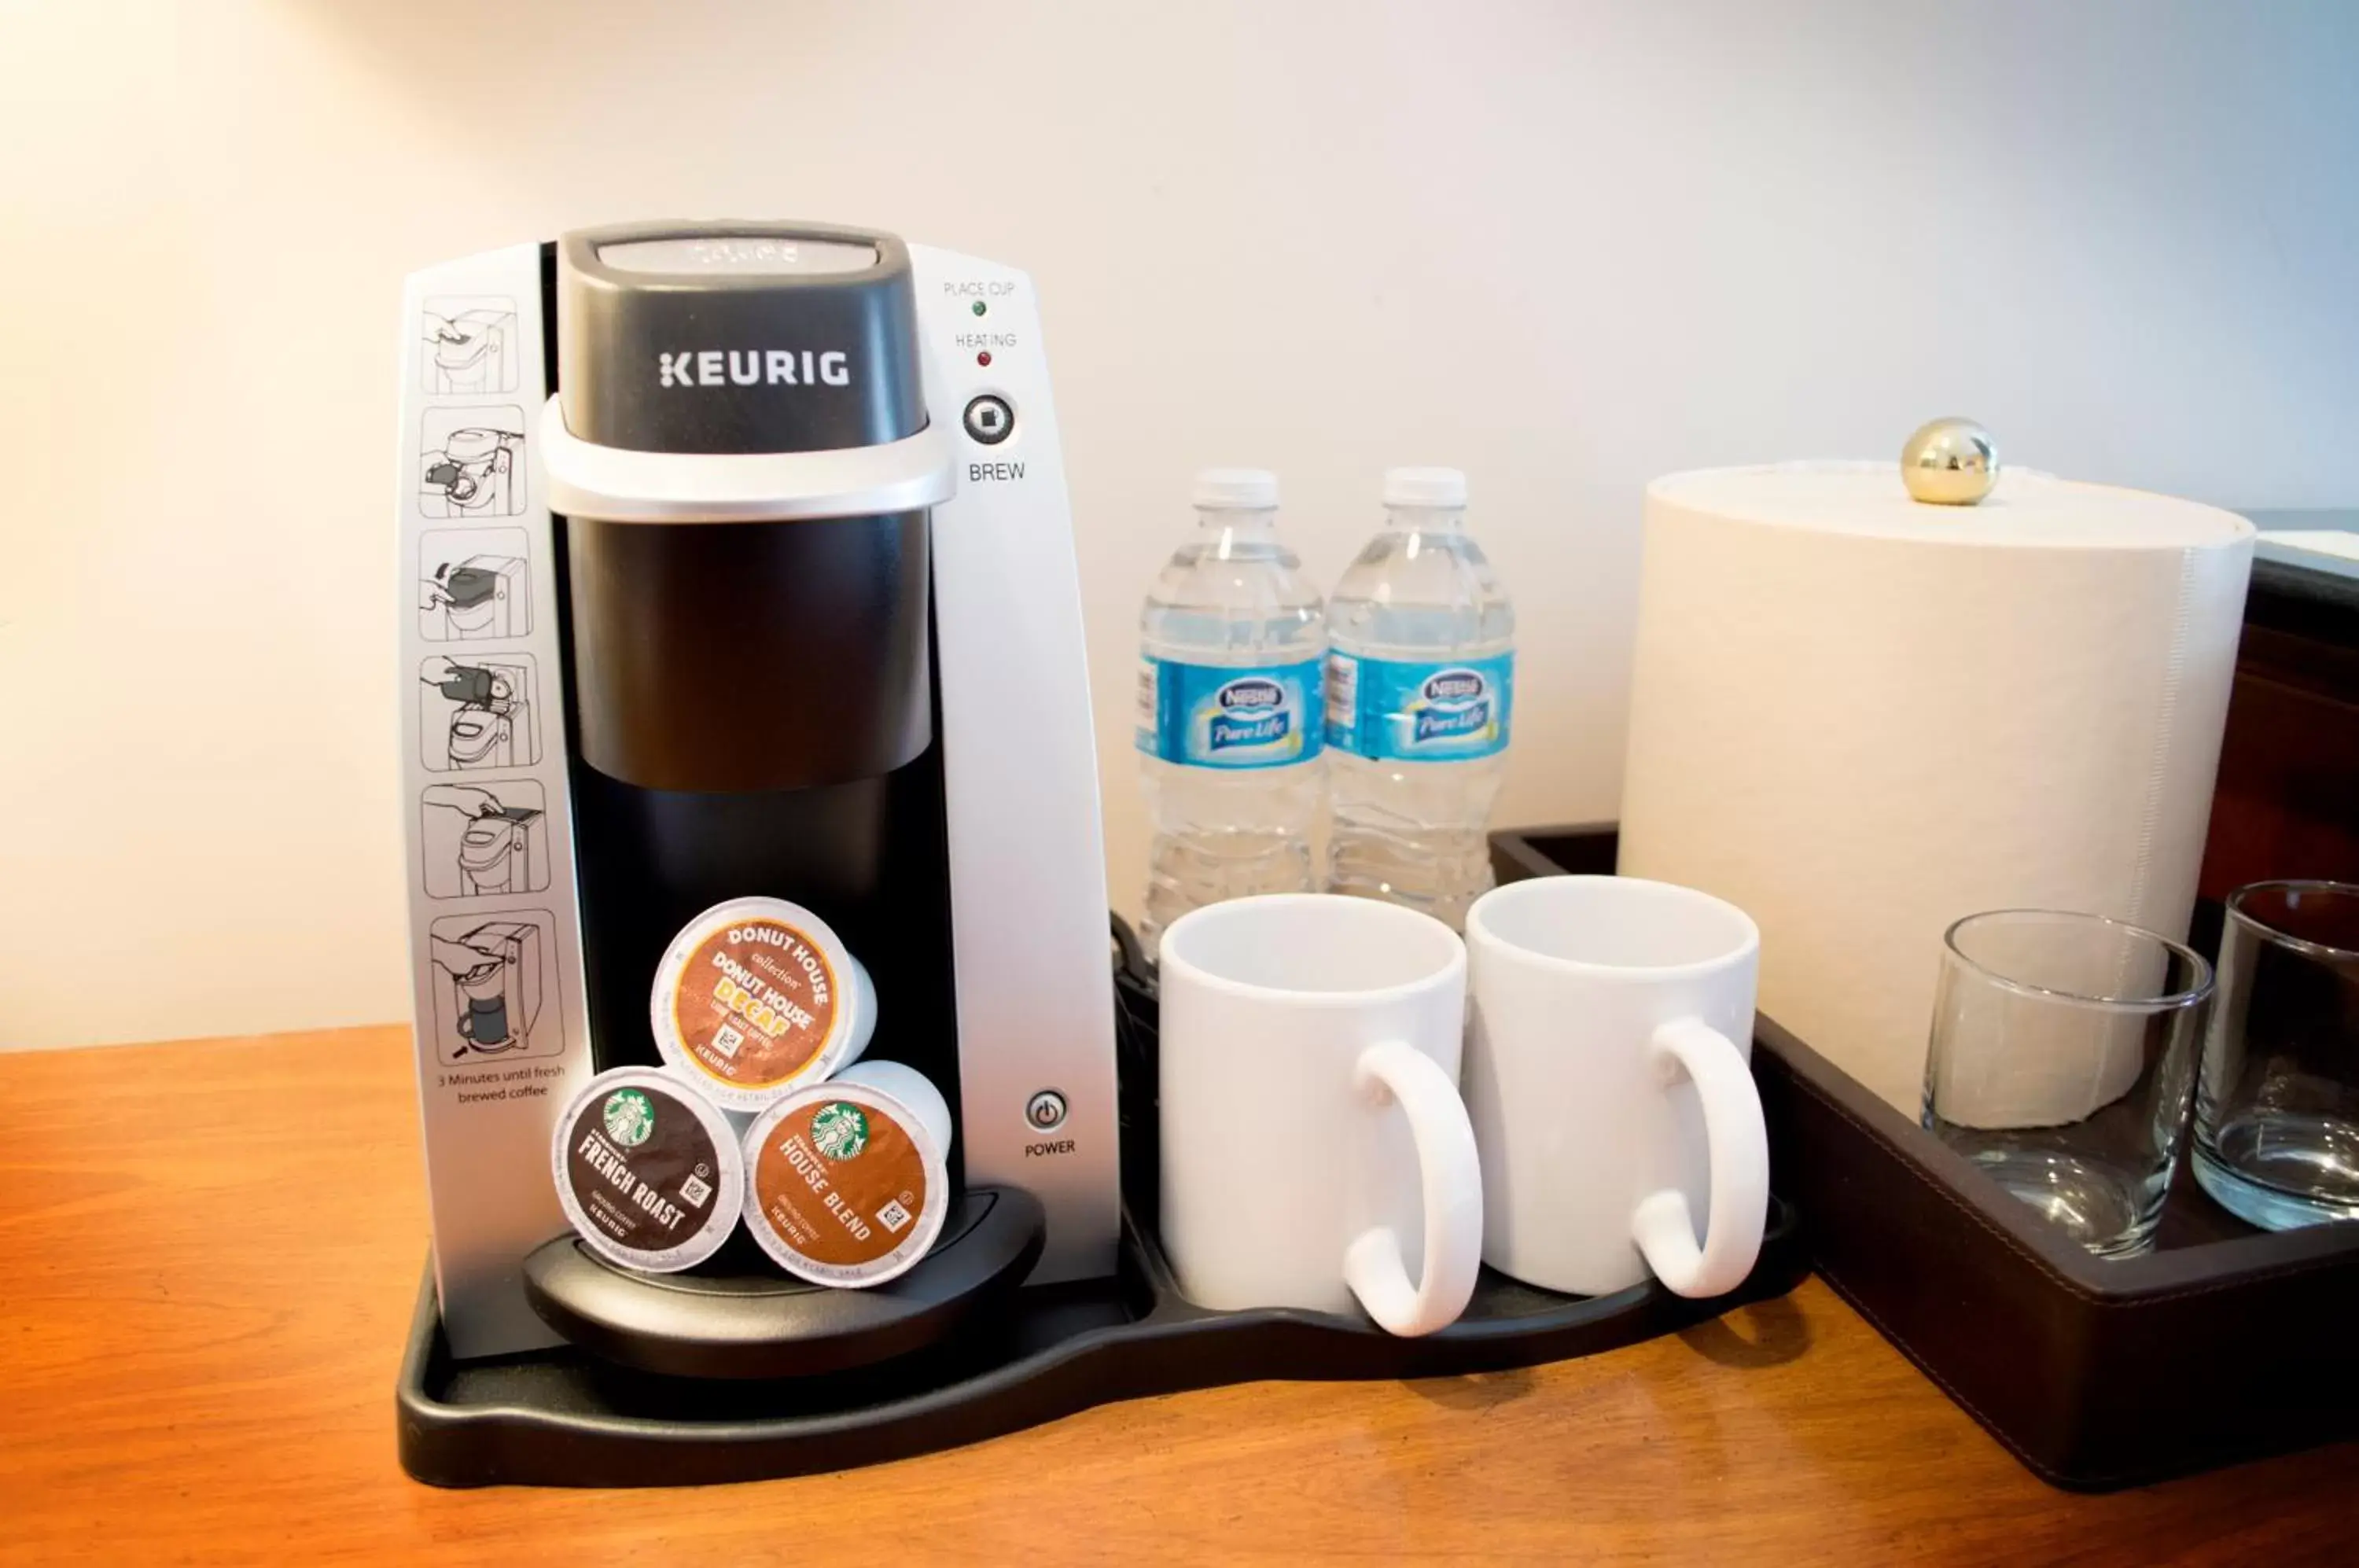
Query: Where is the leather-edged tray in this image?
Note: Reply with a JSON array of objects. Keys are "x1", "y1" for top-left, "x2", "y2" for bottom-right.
[{"x1": 1492, "y1": 823, "x2": 2359, "y2": 1490}]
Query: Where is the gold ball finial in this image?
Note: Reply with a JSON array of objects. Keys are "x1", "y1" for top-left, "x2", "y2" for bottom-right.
[{"x1": 1901, "y1": 418, "x2": 1998, "y2": 506}]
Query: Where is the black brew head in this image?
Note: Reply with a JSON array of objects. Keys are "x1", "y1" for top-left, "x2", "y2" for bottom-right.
[{"x1": 552, "y1": 223, "x2": 934, "y2": 793}]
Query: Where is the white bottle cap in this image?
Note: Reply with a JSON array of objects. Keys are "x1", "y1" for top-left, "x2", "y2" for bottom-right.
[
  {"x1": 1192, "y1": 468, "x2": 1280, "y2": 510},
  {"x1": 649, "y1": 896, "x2": 876, "y2": 1111},
  {"x1": 739, "y1": 1061, "x2": 955, "y2": 1289},
  {"x1": 1383, "y1": 466, "x2": 1468, "y2": 508},
  {"x1": 550, "y1": 1066, "x2": 744, "y2": 1274}
]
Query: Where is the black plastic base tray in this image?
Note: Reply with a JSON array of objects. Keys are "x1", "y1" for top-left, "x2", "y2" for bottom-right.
[
  {"x1": 399, "y1": 1195, "x2": 1804, "y2": 1488},
  {"x1": 399, "y1": 900, "x2": 1807, "y2": 1488},
  {"x1": 521, "y1": 1187, "x2": 1048, "y2": 1381}
]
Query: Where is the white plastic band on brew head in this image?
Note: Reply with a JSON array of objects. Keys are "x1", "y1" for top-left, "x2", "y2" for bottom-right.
[{"x1": 540, "y1": 396, "x2": 956, "y2": 524}]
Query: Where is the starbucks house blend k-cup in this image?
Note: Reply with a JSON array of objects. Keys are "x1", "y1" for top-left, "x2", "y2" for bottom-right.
[
  {"x1": 650, "y1": 896, "x2": 877, "y2": 1112},
  {"x1": 552, "y1": 1067, "x2": 744, "y2": 1273},
  {"x1": 742, "y1": 1059, "x2": 954, "y2": 1288}
]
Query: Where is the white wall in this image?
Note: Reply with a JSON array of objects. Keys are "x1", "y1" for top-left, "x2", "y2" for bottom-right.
[{"x1": 4, "y1": 0, "x2": 2355, "y2": 1050}]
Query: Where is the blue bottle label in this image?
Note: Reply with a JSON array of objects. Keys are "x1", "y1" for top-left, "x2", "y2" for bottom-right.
[
  {"x1": 1135, "y1": 655, "x2": 1326, "y2": 769},
  {"x1": 1324, "y1": 650, "x2": 1514, "y2": 761}
]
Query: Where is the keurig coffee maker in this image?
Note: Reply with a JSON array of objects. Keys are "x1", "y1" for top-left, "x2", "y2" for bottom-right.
[{"x1": 397, "y1": 223, "x2": 1117, "y2": 1358}]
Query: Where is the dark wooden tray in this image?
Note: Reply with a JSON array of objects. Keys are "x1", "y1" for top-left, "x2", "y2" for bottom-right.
[{"x1": 1493, "y1": 823, "x2": 2359, "y2": 1491}]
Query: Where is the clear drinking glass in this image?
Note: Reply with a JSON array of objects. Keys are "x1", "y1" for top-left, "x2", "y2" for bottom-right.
[
  {"x1": 1923, "y1": 910, "x2": 2214, "y2": 1257},
  {"x1": 2192, "y1": 881, "x2": 2359, "y2": 1229}
]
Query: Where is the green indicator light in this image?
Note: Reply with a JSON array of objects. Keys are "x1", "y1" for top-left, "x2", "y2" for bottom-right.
[{"x1": 971, "y1": 300, "x2": 987, "y2": 317}]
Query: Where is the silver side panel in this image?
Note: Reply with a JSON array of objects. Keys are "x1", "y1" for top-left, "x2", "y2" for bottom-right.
[
  {"x1": 911, "y1": 244, "x2": 1121, "y2": 1282},
  {"x1": 397, "y1": 245, "x2": 594, "y2": 1357}
]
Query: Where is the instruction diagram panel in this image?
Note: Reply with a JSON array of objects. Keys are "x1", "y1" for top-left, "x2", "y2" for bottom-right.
[
  {"x1": 418, "y1": 653, "x2": 542, "y2": 771},
  {"x1": 422, "y1": 296, "x2": 521, "y2": 394},
  {"x1": 420, "y1": 781, "x2": 550, "y2": 898},
  {"x1": 425, "y1": 909, "x2": 562, "y2": 1065},
  {"x1": 421, "y1": 406, "x2": 528, "y2": 519},
  {"x1": 419, "y1": 525, "x2": 532, "y2": 640},
  {"x1": 399, "y1": 243, "x2": 592, "y2": 1356}
]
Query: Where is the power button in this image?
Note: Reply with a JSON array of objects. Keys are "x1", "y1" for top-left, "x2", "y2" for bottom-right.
[
  {"x1": 963, "y1": 394, "x2": 1014, "y2": 446},
  {"x1": 1025, "y1": 1089, "x2": 1068, "y2": 1131}
]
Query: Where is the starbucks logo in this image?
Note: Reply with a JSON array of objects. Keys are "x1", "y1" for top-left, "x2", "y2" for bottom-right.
[
  {"x1": 811, "y1": 1102, "x2": 870, "y2": 1160},
  {"x1": 602, "y1": 1088, "x2": 655, "y2": 1147}
]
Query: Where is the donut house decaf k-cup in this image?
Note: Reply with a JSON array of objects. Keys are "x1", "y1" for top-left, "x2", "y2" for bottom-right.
[{"x1": 650, "y1": 896, "x2": 877, "y2": 1112}]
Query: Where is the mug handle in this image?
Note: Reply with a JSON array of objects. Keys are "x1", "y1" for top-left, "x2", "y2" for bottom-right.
[
  {"x1": 1628, "y1": 1017, "x2": 1769, "y2": 1299},
  {"x1": 1342, "y1": 1040, "x2": 1484, "y2": 1337}
]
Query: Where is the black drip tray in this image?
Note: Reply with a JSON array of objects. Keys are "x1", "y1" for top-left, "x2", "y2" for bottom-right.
[
  {"x1": 523, "y1": 1187, "x2": 1046, "y2": 1380},
  {"x1": 398, "y1": 1196, "x2": 1807, "y2": 1488}
]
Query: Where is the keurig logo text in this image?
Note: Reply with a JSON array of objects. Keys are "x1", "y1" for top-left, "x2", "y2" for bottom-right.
[{"x1": 656, "y1": 349, "x2": 852, "y2": 388}]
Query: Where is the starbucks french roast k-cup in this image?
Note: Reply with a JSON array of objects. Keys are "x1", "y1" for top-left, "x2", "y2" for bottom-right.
[
  {"x1": 740, "y1": 1058, "x2": 955, "y2": 1289},
  {"x1": 552, "y1": 1066, "x2": 745, "y2": 1274},
  {"x1": 650, "y1": 896, "x2": 877, "y2": 1111}
]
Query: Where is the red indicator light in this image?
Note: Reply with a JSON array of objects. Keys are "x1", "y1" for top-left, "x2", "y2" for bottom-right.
[{"x1": 977, "y1": 350, "x2": 993, "y2": 367}]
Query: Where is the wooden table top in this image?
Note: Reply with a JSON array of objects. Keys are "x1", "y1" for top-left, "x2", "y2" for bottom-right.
[{"x1": 2, "y1": 1026, "x2": 2351, "y2": 1566}]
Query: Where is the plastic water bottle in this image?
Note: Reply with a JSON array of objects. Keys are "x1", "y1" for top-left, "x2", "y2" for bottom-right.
[
  {"x1": 1326, "y1": 467, "x2": 1514, "y2": 930},
  {"x1": 1135, "y1": 469, "x2": 1327, "y2": 955}
]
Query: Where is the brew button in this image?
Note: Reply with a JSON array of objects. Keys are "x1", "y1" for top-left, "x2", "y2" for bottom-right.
[
  {"x1": 963, "y1": 394, "x2": 1014, "y2": 445},
  {"x1": 1025, "y1": 1089, "x2": 1068, "y2": 1130}
]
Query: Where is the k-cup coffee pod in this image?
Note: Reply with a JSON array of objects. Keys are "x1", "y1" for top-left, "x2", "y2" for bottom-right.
[
  {"x1": 741, "y1": 1059, "x2": 954, "y2": 1289},
  {"x1": 551, "y1": 1066, "x2": 743, "y2": 1274},
  {"x1": 650, "y1": 896, "x2": 877, "y2": 1111}
]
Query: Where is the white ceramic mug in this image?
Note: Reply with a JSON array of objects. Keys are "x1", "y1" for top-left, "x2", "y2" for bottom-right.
[
  {"x1": 1157, "y1": 894, "x2": 1483, "y2": 1336},
  {"x1": 1463, "y1": 875, "x2": 1768, "y2": 1299}
]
